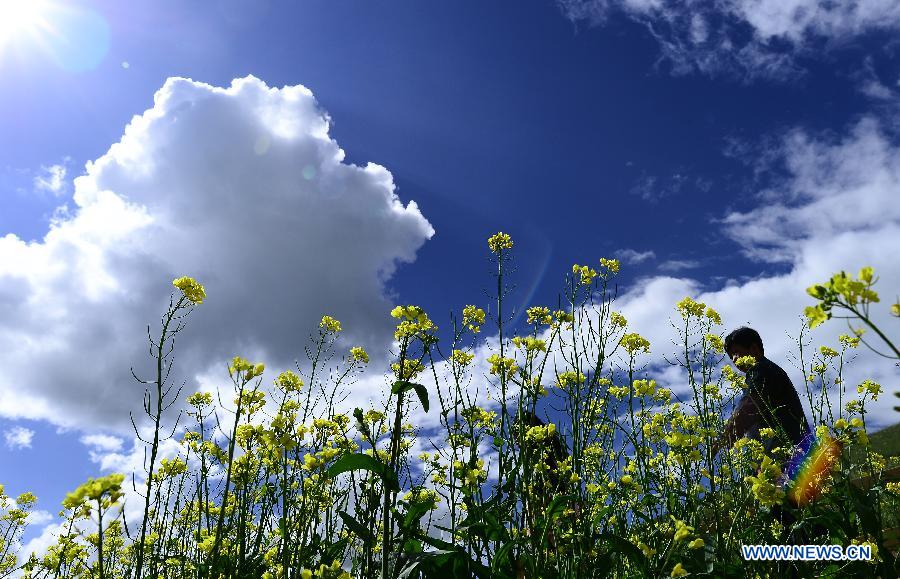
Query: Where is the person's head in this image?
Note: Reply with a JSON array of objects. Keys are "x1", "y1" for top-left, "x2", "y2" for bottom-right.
[{"x1": 724, "y1": 326, "x2": 764, "y2": 369}]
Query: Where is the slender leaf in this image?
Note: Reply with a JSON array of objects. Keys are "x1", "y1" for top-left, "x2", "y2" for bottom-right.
[
  {"x1": 392, "y1": 380, "x2": 429, "y2": 413},
  {"x1": 326, "y1": 452, "x2": 400, "y2": 492}
]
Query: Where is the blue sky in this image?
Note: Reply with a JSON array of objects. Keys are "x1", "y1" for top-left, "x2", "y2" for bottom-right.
[{"x1": 1, "y1": 0, "x2": 900, "y2": 559}]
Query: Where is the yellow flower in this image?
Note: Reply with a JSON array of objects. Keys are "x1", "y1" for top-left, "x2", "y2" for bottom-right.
[
  {"x1": 526, "y1": 306, "x2": 553, "y2": 325},
  {"x1": 670, "y1": 562, "x2": 688, "y2": 577},
  {"x1": 804, "y1": 305, "x2": 829, "y2": 329},
  {"x1": 557, "y1": 370, "x2": 587, "y2": 389},
  {"x1": 850, "y1": 417, "x2": 864, "y2": 429},
  {"x1": 274, "y1": 370, "x2": 304, "y2": 392},
  {"x1": 705, "y1": 333, "x2": 724, "y2": 354},
  {"x1": 819, "y1": 345, "x2": 839, "y2": 358},
  {"x1": 619, "y1": 333, "x2": 650, "y2": 355},
  {"x1": 745, "y1": 455, "x2": 785, "y2": 507},
  {"x1": 858, "y1": 266, "x2": 874, "y2": 284},
  {"x1": 609, "y1": 311, "x2": 627, "y2": 328},
  {"x1": 451, "y1": 349, "x2": 475, "y2": 367},
  {"x1": 599, "y1": 257, "x2": 620, "y2": 274},
  {"x1": 63, "y1": 473, "x2": 125, "y2": 509},
  {"x1": 172, "y1": 276, "x2": 206, "y2": 305},
  {"x1": 573, "y1": 264, "x2": 598, "y2": 285},
  {"x1": 891, "y1": 302, "x2": 900, "y2": 317},
  {"x1": 487, "y1": 354, "x2": 517, "y2": 377},
  {"x1": 856, "y1": 379, "x2": 882, "y2": 400},
  {"x1": 688, "y1": 538, "x2": 704, "y2": 550},
  {"x1": 672, "y1": 517, "x2": 694, "y2": 541},
  {"x1": 704, "y1": 306, "x2": 722, "y2": 325},
  {"x1": 620, "y1": 474, "x2": 633, "y2": 485},
  {"x1": 676, "y1": 296, "x2": 705, "y2": 319},
  {"x1": 187, "y1": 391, "x2": 213, "y2": 407},
  {"x1": 734, "y1": 355, "x2": 757, "y2": 372},
  {"x1": 462, "y1": 305, "x2": 486, "y2": 333},
  {"x1": 391, "y1": 358, "x2": 426, "y2": 380},
  {"x1": 487, "y1": 232, "x2": 513, "y2": 253},
  {"x1": 833, "y1": 418, "x2": 848, "y2": 430},
  {"x1": 320, "y1": 315, "x2": 342, "y2": 333},
  {"x1": 633, "y1": 379, "x2": 657, "y2": 397},
  {"x1": 349, "y1": 347, "x2": 369, "y2": 364}
]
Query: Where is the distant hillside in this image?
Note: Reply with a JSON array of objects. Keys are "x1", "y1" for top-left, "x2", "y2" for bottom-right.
[{"x1": 870, "y1": 422, "x2": 900, "y2": 459}]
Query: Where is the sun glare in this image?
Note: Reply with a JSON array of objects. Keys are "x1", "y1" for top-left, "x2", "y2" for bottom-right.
[
  {"x1": 0, "y1": 0, "x2": 110, "y2": 71},
  {"x1": 0, "y1": 0, "x2": 52, "y2": 44}
]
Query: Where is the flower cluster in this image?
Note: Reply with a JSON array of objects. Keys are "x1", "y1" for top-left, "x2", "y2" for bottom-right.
[
  {"x1": 487, "y1": 231, "x2": 513, "y2": 253},
  {"x1": 172, "y1": 276, "x2": 206, "y2": 305}
]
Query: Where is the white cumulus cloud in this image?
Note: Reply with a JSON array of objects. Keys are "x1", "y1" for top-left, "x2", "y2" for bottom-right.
[{"x1": 0, "y1": 75, "x2": 434, "y2": 433}]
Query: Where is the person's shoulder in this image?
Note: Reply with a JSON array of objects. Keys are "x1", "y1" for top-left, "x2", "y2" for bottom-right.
[
  {"x1": 756, "y1": 357, "x2": 794, "y2": 386},
  {"x1": 759, "y1": 356, "x2": 786, "y2": 374}
]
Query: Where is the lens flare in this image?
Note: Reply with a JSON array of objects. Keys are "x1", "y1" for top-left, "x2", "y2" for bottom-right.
[{"x1": 0, "y1": 0, "x2": 110, "y2": 72}]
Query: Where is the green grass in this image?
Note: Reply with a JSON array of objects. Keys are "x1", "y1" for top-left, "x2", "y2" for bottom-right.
[{"x1": 869, "y1": 421, "x2": 900, "y2": 459}]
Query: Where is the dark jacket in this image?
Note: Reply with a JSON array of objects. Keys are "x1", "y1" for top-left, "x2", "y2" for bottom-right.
[{"x1": 743, "y1": 356, "x2": 811, "y2": 447}]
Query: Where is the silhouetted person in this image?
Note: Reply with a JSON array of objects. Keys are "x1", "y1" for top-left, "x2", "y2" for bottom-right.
[{"x1": 715, "y1": 327, "x2": 810, "y2": 454}]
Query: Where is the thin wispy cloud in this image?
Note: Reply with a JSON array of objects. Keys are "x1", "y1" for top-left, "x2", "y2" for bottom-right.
[
  {"x1": 558, "y1": 0, "x2": 900, "y2": 79},
  {"x1": 33, "y1": 163, "x2": 67, "y2": 196},
  {"x1": 4, "y1": 426, "x2": 35, "y2": 449},
  {"x1": 615, "y1": 248, "x2": 656, "y2": 264}
]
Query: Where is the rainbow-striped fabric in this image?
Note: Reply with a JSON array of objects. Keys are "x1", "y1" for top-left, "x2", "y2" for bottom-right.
[{"x1": 781, "y1": 431, "x2": 843, "y2": 507}]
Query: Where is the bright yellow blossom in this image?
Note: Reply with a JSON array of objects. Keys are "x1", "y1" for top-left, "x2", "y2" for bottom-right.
[
  {"x1": 172, "y1": 276, "x2": 206, "y2": 305},
  {"x1": 488, "y1": 232, "x2": 513, "y2": 253}
]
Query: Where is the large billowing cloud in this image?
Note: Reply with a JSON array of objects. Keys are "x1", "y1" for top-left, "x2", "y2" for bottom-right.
[
  {"x1": 558, "y1": 0, "x2": 900, "y2": 78},
  {"x1": 0, "y1": 75, "x2": 434, "y2": 432}
]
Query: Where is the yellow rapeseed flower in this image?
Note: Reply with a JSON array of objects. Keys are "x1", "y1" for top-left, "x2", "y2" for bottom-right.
[
  {"x1": 526, "y1": 306, "x2": 552, "y2": 325},
  {"x1": 819, "y1": 345, "x2": 839, "y2": 358},
  {"x1": 734, "y1": 355, "x2": 756, "y2": 372},
  {"x1": 705, "y1": 333, "x2": 725, "y2": 354},
  {"x1": 676, "y1": 296, "x2": 705, "y2": 319},
  {"x1": 320, "y1": 315, "x2": 342, "y2": 333},
  {"x1": 670, "y1": 562, "x2": 688, "y2": 577},
  {"x1": 462, "y1": 305, "x2": 486, "y2": 333},
  {"x1": 172, "y1": 276, "x2": 206, "y2": 305},
  {"x1": 599, "y1": 257, "x2": 620, "y2": 273},
  {"x1": 804, "y1": 305, "x2": 829, "y2": 329},
  {"x1": 857, "y1": 379, "x2": 882, "y2": 400},
  {"x1": 619, "y1": 333, "x2": 650, "y2": 355},
  {"x1": 704, "y1": 306, "x2": 722, "y2": 325},
  {"x1": 573, "y1": 264, "x2": 598, "y2": 286},
  {"x1": 451, "y1": 349, "x2": 475, "y2": 366},
  {"x1": 349, "y1": 347, "x2": 369, "y2": 364},
  {"x1": 275, "y1": 370, "x2": 304, "y2": 392},
  {"x1": 488, "y1": 232, "x2": 513, "y2": 253}
]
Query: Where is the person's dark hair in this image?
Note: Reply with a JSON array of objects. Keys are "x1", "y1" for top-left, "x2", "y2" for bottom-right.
[{"x1": 724, "y1": 326, "x2": 764, "y2": 355}]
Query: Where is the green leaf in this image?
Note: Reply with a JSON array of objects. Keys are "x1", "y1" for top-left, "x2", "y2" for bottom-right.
[
  {"x1": 412, "y1": 535, "x2": 492, "y2": 579},
  {"x1": 536, "y1": 494, "x2": 578, "y2": 546},
  {"x1": 392, "y1": 380, "x2": 429, "y2": 413},
  {"x1": 326, "y1": 452, "x2": 400, "y2": 492},
  {"x1": 338, "y1": 511, "x2": 374, "y2": 546},
  {"x1": 596, "y1": 532, "x2": 647, "y2": 570}
]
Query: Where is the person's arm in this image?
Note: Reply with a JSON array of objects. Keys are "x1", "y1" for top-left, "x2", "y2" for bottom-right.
[{"x1": 713, "y1": 394, "x2": 760, "y2": 454}]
